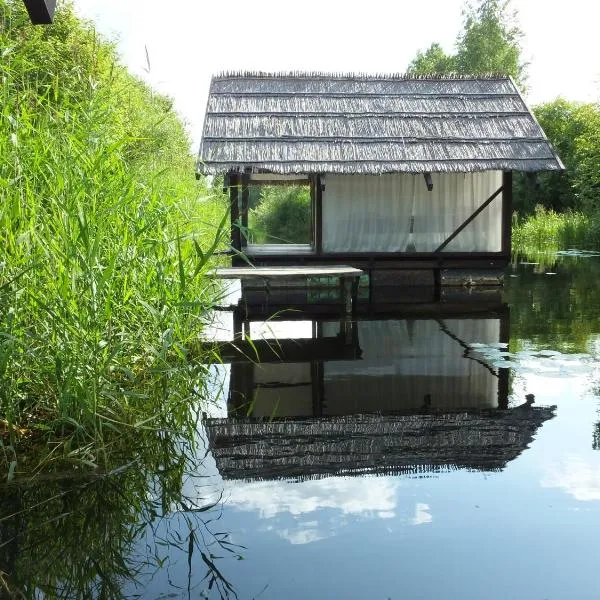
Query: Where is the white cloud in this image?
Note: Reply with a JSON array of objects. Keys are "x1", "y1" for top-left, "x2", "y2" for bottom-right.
[
  {"x1": 412, "y1": 503, "x2": 433, "y2": 525},
  {"x1": 277, "y1": 526, "x2": 328, "y2": 545},
  {"x1": 541, "y1": 455, "x2": 600, "y2": 501},
  {"x1": 226, "y1": 476, "x2": 400, "y2": 519}
]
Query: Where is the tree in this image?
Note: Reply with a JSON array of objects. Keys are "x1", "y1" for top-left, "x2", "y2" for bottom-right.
[
  {"x1": 408, "y1": 43, "x2": 456, "y2": 74},
  {"x1": 456, "y1": 0, "x2": 526, "y2": 87},
  {"x1": 516, "y1": 99, "x2": 600, "y2": 214},
  {"x1": 407, "y1": 0, "x2": 527, "y2": 88}
]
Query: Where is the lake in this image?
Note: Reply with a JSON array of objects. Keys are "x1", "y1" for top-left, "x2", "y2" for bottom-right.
[{"x1": 3, "y1": 255, "x2": 600, "y2": 599}]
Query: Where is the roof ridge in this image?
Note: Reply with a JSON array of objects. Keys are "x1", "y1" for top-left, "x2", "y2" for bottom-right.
[{"x1": 213, "y1": 71, "x2": 512, "y2": 81}]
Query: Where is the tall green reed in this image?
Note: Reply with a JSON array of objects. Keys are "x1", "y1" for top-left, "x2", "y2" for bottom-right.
[
  {"x1": 512, "y1": 206, "x2": 594, "y2": 256},
  {"x1": 0, "y1": 1, "x2": 229, "y2": 476}
]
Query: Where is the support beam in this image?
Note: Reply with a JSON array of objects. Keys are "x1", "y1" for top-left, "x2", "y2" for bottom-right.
[
  {"x1": 22, "y1": 0, "x2": 56, "y2": 24},
  {"x1": 249, "y1": 174, "x2": 308, "y2": 183},
  {"x1": 434, "y1": 185, "x2": 504, "y2": 253},
  {"x1": 311, "y1": 362, "x2": 323, "y2": 417}
]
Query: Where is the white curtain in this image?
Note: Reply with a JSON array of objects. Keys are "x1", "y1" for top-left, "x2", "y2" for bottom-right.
[
  {"x1": 322, "y1": 172, "x2": 503, "y2": 252},
  {"x1": 251, "y1": 363, "x2": 313, "y2": 418},
  {"x1": 322, "y1": 318, "x2": 500, "y2": 412}
]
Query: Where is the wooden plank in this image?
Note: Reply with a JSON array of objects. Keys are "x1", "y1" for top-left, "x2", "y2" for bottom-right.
[
  {"x1": 247, "y1": 179, "x2": 311, "y2": 186},
  {"x1": 203, "y1": 336, "x2": 361, "y2": 364},
  {"x1": 22, "y1": 0, "x2": 56, "y2": 24},
  {"x1": 249, "y1": 174, "x2": 309, "y2": 183},
  {"x1": 210, "y1": 265, "x2": 363, "y2": 279},
  {"x1": 434, "y1": 185, "x2": 504, "y2": 253}
]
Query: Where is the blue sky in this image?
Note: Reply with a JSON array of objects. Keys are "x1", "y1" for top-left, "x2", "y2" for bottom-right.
[{"x1": 73, "y1": 0, "x2": 600, "y2": 150}]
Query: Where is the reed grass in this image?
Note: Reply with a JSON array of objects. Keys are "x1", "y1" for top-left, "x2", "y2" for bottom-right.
[
  {"x1": 512, "y1": 206, "x2": 600, "y2": 255},
  {"x1": 0, "y1": 1, "x2": 228, "y2": 477}
]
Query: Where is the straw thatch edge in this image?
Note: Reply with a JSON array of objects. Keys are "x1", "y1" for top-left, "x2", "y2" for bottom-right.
[{"x1": 214, "y1": 71, "x2": 513, "y2": 81}]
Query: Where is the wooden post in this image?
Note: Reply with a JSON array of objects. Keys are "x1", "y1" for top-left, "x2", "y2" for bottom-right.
[
  {"x1": 497, "y1": 307, "x2": 510, "y2": 409},
  {"x1": 315, "y1": 174, "x2": 323, "y2": 255},
  {"x1": 341, "y1": 276, "x2": 354, "y2": 343},
  {"x1": 502, "y1": 171, "x2": 513, "y2": 255},
  {"x1": 232, "y1": 307, "x2": 244, "y2": 341},
  {"x1": 311, "y1": 361, "x2": 323, "y2": 417},
  {"x1": 351, "y1": 275, "x2": 360, "y2": 318},
  {"x1": 241, "y1": 173, "x2": 249, "y2": 247},
  {"x1": 229, "y1": 173, "x2": 241, "y2": 253},
  {"x1": 228, "y1": 362, "x2": 254, "y2": 416}
]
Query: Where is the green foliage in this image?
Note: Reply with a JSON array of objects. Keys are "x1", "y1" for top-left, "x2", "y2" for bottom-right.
[
  {"x1": 408, "y1": 43, "x2": 456, "y2": 74},
  {"x1": 248, "y1": 186, "x2": 312, "y2": 244},
  {"x1": 514, "y1": 100, "x2": 600, "y2": 217},
  {"x1": 408, "y1": 0, "x2": 526, "y2": 87},
  {"x1": 0, "y1": 0, "x2": 228, "y2": 474}
]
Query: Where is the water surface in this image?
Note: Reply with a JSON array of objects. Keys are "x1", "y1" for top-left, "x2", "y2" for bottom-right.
[{"x1": 3, "y1": 257, "x2": 600, "y2": 599}]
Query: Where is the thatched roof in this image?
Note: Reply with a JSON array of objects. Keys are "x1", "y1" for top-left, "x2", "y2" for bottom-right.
[
  {"x1": 197, "y1": 72, "x2": 564, "y2": 175},
  {"x1": 205, "y1": 407, "x2": 556, "y2": 482}
]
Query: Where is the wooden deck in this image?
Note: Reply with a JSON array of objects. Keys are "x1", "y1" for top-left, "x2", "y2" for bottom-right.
[
  {"x1": 209, "y1": 265, "x2": 363, "y2": 318},
  {"x1": 210, "y1": 265, "x2": 361, "y2": 278}
]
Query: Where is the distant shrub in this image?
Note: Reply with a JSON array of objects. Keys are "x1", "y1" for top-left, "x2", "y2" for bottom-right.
[
  {"x1": 248, "y1": 186, "x2": 311, "y2": 244},
  {"x1": 512, "y1": 206, "x2": 592, "y2": 253}
]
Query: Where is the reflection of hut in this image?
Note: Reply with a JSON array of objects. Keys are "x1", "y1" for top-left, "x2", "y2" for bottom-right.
[
  {"x1": 197, "y1": 72, "x2": 563, "y2": 283},
  {"x1": 204, "y1": 313, "x2": 558, "y2": 482},
  {"x1": 205, "y1": 408, "x2": 556, "y2": 482},
  {"x1": 226, "y1": 316, "x2": 509, "y2": 417}
]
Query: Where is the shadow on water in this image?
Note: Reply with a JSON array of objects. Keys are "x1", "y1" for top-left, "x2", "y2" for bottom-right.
[{"x1": 8, "y1": 258, "x2": 600, "y2": 598}]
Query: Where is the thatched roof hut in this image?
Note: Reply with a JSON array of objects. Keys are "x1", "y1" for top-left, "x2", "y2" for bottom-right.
[{"x1": 197, "y1": 72, "x2": 563, "y2": 277}]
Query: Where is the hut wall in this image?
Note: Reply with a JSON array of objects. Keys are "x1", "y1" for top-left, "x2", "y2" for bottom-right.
[
  {"x1": 245, "y1": 318, "x2": 500, "y2": 418},
  {"x1": 251, "y1": 362, "x2": 313, "y2": 417},
  {"x1": 322, "y1": 318, "x2": 500, "y2": 411},
  {"x1": 321, "y1": 171, "x2": 502, "y2": 253}
]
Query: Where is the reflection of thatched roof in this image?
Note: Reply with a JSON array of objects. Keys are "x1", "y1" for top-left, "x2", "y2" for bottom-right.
[
  {"x1": 197, "y1": 72, "x2": 563, "y2": 175},
  {"x1": 205, "y1": 408, "x2": 555, "y2": 482}
]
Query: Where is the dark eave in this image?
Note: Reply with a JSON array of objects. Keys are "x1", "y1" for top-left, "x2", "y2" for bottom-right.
[{"x1": 22, "y1": 0, "x2": 56, "y2": 24}]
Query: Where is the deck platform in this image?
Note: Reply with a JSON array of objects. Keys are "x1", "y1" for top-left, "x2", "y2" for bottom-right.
[{"x1": 210, "y1": 265, "x2": 363, "y2": 318}]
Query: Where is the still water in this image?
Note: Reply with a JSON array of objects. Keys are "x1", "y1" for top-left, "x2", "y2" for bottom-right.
[{"x1": 3, "y1": 256, "x2": 600, "y2": 599}]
